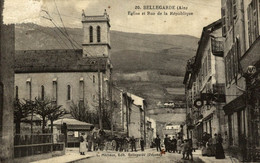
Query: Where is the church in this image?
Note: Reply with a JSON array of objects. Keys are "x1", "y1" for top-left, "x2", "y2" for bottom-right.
[{"x1": 14, "y1": 11, "x2": 112, "y2": 115}]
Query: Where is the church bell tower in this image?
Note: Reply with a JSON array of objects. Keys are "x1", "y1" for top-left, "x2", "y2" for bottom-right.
[{"x1": 81, "y1": 10, "x2": 111, "y2": 58}]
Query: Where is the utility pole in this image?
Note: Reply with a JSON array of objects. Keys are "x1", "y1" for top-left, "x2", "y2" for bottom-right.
[{"x1": 98, "y1": 59, "x2": 103, "y2": 130}]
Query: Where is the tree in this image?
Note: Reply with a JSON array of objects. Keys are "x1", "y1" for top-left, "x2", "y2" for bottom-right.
[
  {"x1": 35, "y1": 97, "x2": 52, "y2": 133},
  {"x1": 47, "y1": 104, "x2": 65, "y2": 133},
  {"x1": 14, "y1": 99, "x2": 28, "y2": 134},
  {"x1": 70, "y1": 101, "x2": 98, "y2": 124},
  {"x1": 23, "y1": 99, "x2": 37, "y2": 134}
]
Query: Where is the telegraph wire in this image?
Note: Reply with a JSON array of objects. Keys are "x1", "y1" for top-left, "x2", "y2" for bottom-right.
[
  {"x1": 21, "y1": 23, "x2": 66, "y2": 49},
  {"x1": 53, "y1": 0, "x2": 78, "y2": 49},
  {"x1": 42, "y1": 10, "x2": 77, "y2": 49}
]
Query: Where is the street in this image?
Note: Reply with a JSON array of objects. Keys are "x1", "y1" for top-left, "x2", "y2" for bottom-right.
[{"x1": 74, "y1": 148, "x2": 204, "y2": 163}]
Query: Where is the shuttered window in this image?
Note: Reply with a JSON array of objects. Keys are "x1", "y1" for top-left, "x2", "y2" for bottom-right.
[{"x1": 221, "y1": 7, "x2": 227, "y2": 36}]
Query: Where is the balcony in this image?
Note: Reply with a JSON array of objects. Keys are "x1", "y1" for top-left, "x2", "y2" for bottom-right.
[
  {"x1": 240, "y1": 36, "x2": 260, "y2": 73},
  {"x1": 211, "y1": 37, "x2": 224, "y2": 57}
]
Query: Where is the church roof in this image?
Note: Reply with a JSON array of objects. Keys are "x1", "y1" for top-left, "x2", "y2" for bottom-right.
[{"x1": 15, "y1": 49, "x2": 109, "y2": 73}]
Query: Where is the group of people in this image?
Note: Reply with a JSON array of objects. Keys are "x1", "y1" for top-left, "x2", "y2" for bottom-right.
[
  {"x1": 79, "y1": 131, "x2": 145, "y2": 155},
  {"x1": 79, "y1": 129, "x2": 106, "y2": 155},
  {"x1": 154, "y1": 133, "x2": 225, "y2": 160},
  {"x1": 154, "y1": 134, "x2": 194, "y2": 160},
  {"x1": 201, "y1": 132, "x2": 225, "y2": 159},
  {"x1": 110, "y1": 136, "x2": 145, "y2": 152}
]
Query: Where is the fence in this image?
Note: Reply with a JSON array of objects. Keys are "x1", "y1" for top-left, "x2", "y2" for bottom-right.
[{"x1": 14, "y1": 133, "x2": 64, "y2": 158}]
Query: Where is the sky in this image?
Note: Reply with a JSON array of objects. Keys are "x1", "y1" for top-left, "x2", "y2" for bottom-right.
[{"x1": 3, "y1": 0, "x2": 221, "y2": 37}]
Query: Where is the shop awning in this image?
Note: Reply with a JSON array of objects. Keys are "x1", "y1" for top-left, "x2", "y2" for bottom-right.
[{"x1": 223, "y1": 94, "x2": 246, "y2": 115}]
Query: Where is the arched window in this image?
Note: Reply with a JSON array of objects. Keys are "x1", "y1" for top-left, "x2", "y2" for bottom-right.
[
  {"x1": 15, "y1": 86, "x2": 19, "y2": 100},
  {"x1": 89, "y1": 26, "x2": 93, "y2": 42},
  {"x1": 97, "y1": 26, "x2": 101, "y2": 42},
  {"x1": 67, "y1": 85, "x2": 71, "y2": 100},
  {"x1": 41, "y1": 85, "x2": 45, "y2": 100}
]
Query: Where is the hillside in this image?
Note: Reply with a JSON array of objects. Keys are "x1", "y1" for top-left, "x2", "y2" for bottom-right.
[{"x1": 15, "y1": 23, "x2": 198, "y2": 112}]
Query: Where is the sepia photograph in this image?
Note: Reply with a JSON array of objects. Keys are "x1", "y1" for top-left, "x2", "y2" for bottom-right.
[{"x1": 0, "y1": 0, "x2": 259, "y2": 162}]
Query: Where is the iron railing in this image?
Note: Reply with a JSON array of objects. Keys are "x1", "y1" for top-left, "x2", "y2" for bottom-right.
[{"x1": 14, "y1": 133, "x2": 64, "y2": 158}]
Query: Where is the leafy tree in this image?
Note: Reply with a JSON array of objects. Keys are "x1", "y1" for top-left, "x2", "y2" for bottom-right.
[{"x1": 47, "y1": 104, "x2": 65, "y2": 133}]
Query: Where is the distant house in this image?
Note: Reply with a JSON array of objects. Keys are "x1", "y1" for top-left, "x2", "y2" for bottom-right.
[{"x1": 163, "y1": 123, "x2": 181, "y2": 139}]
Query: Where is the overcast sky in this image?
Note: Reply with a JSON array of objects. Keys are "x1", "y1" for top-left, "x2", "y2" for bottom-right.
[{"x1": 3, "y1": 0, "x2": 221, "y2": 37}]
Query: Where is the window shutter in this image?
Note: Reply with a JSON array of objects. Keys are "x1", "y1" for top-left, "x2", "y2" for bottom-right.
[
  {"x1": 221, "y1": 7, "x2": 227, "y2": 36},
  {"x1": 231, "y1": 48, "x2": 235, "y2": 81},
  {"x1": 228, "y1": 52, "x2": 231, "y2": 83},
  {"x1": 224, "y1": 57, "x2": 228, "y2": 85},
  {"x1": 232, "y1": 0, "x2": 237, "y2": 18},
  {"x1": 228, "y1": 0, "x2": 233, "y2": 30},
  {"x1": 248, "y1": 4, "x2": 253, "y2": 45}
]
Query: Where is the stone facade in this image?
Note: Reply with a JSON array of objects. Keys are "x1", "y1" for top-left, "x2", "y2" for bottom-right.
[{"x1": 0, "y1": 23, "x2": 15, "y2": 161}]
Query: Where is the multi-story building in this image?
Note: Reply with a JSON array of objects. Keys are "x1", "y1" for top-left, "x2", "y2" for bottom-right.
[
  {"x1": 221, "y1": 0, "x2": 260, "y2": 161},
  {"x1": 183, "y1": 19, "x2": 226, "y2": 143},
  {"x1": 14, "y1": 11, "x2": 112, "y2": 129},
  {"x1": 111, "y1": 88, "x2": 149, "y2": 144}
]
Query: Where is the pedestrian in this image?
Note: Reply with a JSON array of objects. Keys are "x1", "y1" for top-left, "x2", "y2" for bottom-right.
[
  {"x1": 115, "y1": 136, "x2": 119, "y2": 151},
  {"x1": 79, "y1": 133, "x2": 86, "y2": 155},
  {"x1": 164, "y1": 134, "x2": 170, "y2": 152},
  {"x1": 172, "y1": 136, "x2": 177, "y2": 153},
  {"x1": 215, "y1": 134, "x2": 225, "y2": 159},
  {"x1": 98, "y1": 129, "x2": 106, "y2": 151},
  {"x1": 130, "y1": 136, "x2": 137, "y2": 152},
  {"x1": 181, "y1": 140, "x2": 187, "y2": 159},
  {"x1": 119, "y1": 137, "x2": 123, "y2": 152},
  {"x1": 206, "y1": 135, "x2": 214, "y2": 156},
  {"x1": 185, "y1": 139, "x2": 193, "y2": 160},
  {"x1": 212, "y1": 133, "x2": 217, "y2": 156},
  {"x1": 140, "y1": 137, "x2": 145, "y2": 151},
  {"x1": 155, "y1": 135, "x2": 161, "y2": 152},
  {"x1": 177, "y1": 138, "x2": 182, "y2": 154},
  {"x1": 111, "y1": 137, "x2": 117, "y2": 151},
  {"x1": 123, "y1": 137, "x2": 129, "y2": 152},
  {"x1": 87, "y1": 132, "x2": 93, "y2": 152},
  {"x1": 92, "y1": 132, "x2": 98, "y2": 151},
  {"x1": 192, "y1": 138, "x2": 198, "y2": 152},
  {"x1": 240, "y1": 134, "x2": 247, "y2": 162}
]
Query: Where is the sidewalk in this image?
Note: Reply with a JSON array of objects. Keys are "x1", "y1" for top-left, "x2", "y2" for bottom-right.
[
  {"x1": 30, "y1": 148, "x2": 95, "y2": 163},
  {"x1": 193, "y1": 150, "x2": 240, "y2": 163}
]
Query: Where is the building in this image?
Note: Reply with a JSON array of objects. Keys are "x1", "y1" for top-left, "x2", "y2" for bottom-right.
[
  {"x1": 0, "y1": 3, "x2": 15, "y2": 160},
  {"x1": 221, "y1": 0, "x2": 260, "y2": 161},
  {"x1": 145, "y1": 116, "x2": 156, "y2": 147},
  {"x1": 163, "y1": 123, "x2": 181, "y2": 139},
  {"x1": 110, "y1": 87, "x2": 149, "y2": 143},
  {"x1": 183, "y1": 19, "x2": 226, "y2": 143},
  {"x1": 14, "y1": 11, "x2": 112, "y2": 130},
  {"x1": 53, "y1": 118, "x2": 94, "y2": 147}
]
